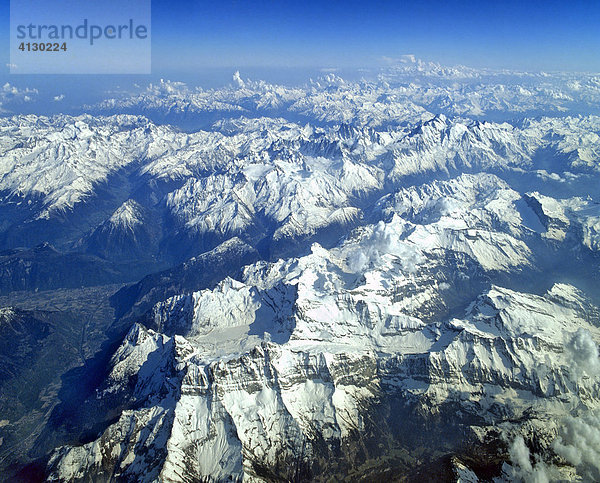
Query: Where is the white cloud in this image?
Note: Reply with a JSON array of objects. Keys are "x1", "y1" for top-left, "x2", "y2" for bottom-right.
[
  {"x1": 380, "y1": 54, "x2": 417, "y2": 65},
  {"x1": 510, "y1": 436, "x2": 534, "y2": 473},
  {"x1": 3, "y1": 82, "x2": 18, "y2": 94},
  {"x1": 0, "y1": 83, "x2": 38, "y2": 109},
  {"x1": 504, "y1": 435, "x2": 555, "y2": 483},
  {"x1": 503, "y1": 410, "x2": 600, "y2": 482},
  {"x1": 53, "y1": 94, "x2": 65, "y2": 102},
  {"x1": 566, "y1": 328, "x2": 600, "y2": 378},
  {"x1": 232, "y1": 71, "x2": 245, "y2": 88},
  {"x1": 554, "y1": 412, "x2": 600, "y2": 481}
]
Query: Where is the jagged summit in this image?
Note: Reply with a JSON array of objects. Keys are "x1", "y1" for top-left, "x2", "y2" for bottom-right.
[{"x1": 232, "y1": 70, "x2": 245, "y2": 88}]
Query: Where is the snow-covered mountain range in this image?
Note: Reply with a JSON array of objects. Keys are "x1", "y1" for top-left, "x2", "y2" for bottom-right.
[
  {"x1": 1, "y1": 61, "x2": 600, "y2": 481},
  {"x1": 91, "y1": 61, "x2": 600, "y2": 128}
]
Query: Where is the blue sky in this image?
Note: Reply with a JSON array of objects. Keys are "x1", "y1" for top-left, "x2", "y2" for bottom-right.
[
  {"x1": 149, "y1": 0, "x2": 600, "y2": 72},
  {"x1": 0, "y1": 0, "x2": 599, "y2": 81}
]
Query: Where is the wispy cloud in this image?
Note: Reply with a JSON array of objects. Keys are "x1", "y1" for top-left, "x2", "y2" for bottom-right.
[
  {"x1": 380, "y1": 54, "x2": 417, "y2": 65},
  {"x1": 554, "y1": 412, "x2": 600, "y2": 481}
]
